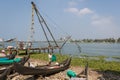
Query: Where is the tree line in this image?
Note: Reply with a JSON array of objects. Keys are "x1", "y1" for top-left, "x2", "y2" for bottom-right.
[{"x1": 70, "y1": 38, "x2": 120, "y2": 43}]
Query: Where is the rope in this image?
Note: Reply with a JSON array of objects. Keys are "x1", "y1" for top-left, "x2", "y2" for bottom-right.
[{"x1": 31, "y1": 2, "x2": 51, "y2": 47}]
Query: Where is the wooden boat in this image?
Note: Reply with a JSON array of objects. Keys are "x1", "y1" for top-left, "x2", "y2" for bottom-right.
[
  {"x1": 0, "y1": 52, "x2": 17, "y2": 61},
  {"x1": 0, "y1": 58, "x2": 9, "y2": 61},
  {"x1": 14, "y1": 57, "x2": 71, "y2": 76},
  {"x1": 0, "y1": 58, "x2": 22, "y2": 65},
  {"x1": 0, "y1": 54, "x2": 30, "y2": 74},
  {"x1": 6, "y1": 52, "x2": 17, "y2": 59},
  {"x1": 0, "y1": 66, "x2": 12, "y2": 80},
  {"x1": 0, "y1": 53, "x2": 29, "y2": 65}
]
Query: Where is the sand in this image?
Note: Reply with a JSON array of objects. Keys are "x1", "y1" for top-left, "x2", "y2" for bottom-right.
[{"x1": 7, "y1": 58, "x2": 103, "y2": 80}]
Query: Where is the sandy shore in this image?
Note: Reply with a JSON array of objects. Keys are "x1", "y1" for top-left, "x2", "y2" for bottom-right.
[
  {"x1": 7, "y1": 59, "x2": 120, "y2": 80},
  {"x1": 2, "y1": 59, "x2": 120, "y2": 80},
  {"x1": 0, "y1": 57, "x2": 119, "y2": 80}
]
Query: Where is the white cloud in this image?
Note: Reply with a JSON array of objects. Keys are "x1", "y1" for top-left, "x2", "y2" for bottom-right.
[
  {"x1": 64, "y1": 7, "x2": 79, "y2": 13},
  {"x1": 65, "y1": 7, "x2": 94, "y2": 16},
  {"x1": 79, "y1": 8, "x2": 94, "y2": 16},
  {"x1": 65, "y1": 1, "x2": 119, "y2": 38}
]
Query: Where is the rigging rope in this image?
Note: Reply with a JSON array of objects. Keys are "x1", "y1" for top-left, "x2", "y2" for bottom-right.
[
  {"x1": 31, "y1": 2, "x2": 82, "y2": 54},
  {"x1": 31, "y1": 2, "x2": 58, "y2": 48}
]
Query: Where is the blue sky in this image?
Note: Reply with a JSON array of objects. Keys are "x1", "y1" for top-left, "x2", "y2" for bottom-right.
[{"x1": 0, "y1": 0, "x2": 120, "y2": 41}]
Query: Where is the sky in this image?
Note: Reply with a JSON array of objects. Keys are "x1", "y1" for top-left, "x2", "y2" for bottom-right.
[{"x1": 0, "y1": 0, "x2": 120, "y2": 41}]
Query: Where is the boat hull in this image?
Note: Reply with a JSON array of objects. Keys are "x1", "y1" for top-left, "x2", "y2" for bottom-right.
[{"x1": 14, "y1": 57, "x2": 71, "y2": 76}]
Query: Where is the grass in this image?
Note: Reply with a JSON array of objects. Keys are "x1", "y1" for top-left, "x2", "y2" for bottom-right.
[
  {"x1": 20, "y1": 52, "x2": 120, "y2": 75},
  {"x1": 112, "y1": 56, "x2": 120, "y2": 60}
]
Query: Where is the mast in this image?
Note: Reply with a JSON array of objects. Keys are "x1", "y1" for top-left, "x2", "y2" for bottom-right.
[
  {"x1": 31, "y1": 2, "x2": 59, "y2": 48},
  {"x1": 27, "y1": 3, "x2": 35, "y2": 48},
  {"x1": 30, "y1": 4, "x2": 35, "y2": 43}
]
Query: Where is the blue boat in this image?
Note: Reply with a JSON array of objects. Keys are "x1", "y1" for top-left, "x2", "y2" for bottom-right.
[{"x1": 0, "y1": 57, "x2": 9, "y2": 61}]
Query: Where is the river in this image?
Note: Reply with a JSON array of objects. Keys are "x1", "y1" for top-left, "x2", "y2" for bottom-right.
[{"x1": 0, "y1": 41, "x2": 120, "y2": 61}]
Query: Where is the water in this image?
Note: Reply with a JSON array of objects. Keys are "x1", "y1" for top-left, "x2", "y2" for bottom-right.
[
  {"x1": 0, "y1": 41, "x2": 120, "y2": 61},
  {"x1": 60, "y1": 42, "x2": 120, "y2": 61},
  {"x1": 59, "y1": 42, "x2": 120, "y2": 56}
]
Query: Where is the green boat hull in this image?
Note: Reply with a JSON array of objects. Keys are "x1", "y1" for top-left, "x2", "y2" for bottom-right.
[{"x1": 0, "y1": 58, "x2": 21, "y2": 65}]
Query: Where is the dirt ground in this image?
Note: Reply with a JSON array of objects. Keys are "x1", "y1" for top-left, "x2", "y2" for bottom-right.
[
  {"x1": 2, "y1": 58, "x2": 120, "y2": 80},
  {"x1": 9, "y1": 59, "x2": 102, "y2": 80}
]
